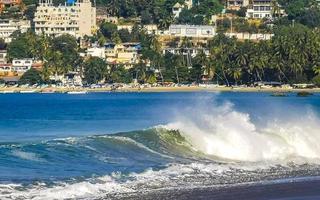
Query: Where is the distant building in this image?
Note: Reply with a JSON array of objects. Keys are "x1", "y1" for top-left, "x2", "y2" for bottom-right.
[
  {"x1": 0, "y1": 0, "x2": 21, "y2": 13},
  {"x1": 169, "y1": 25, "x2": 215, "y2": 38},
  {"x1": 0, "y1": 50, "x2": 7, "y2": 64},
  {"x1": 0, "y1": 19, "x2": 31, "y2": 43},
  {"x1": 105, "y1": 43, "x2": 141, "y2": 69},
  {"x1": 34, "y1": 0, "x2": 96, "y2": 38},
  {"x1": 12, "y1": 58, "x2": 33, "y2": 73},
  {"x1": 245, "y1": 0, "x2": 284, "y2": 19},
  {"x1": 226, "y1": 0, "x2": 249, "y2": 10},
  {"x1": 172, "y1": 0, "x2": 193, "y2": 18},
  {"x1": 163, "y1": 47, "x2": 210, "y2": 58},
  {"x1": 0, "y1": 59, "x2": 43, "y2": 77},
  {"x1": 86, "y1": 47, "x2": 105, "y2": 59}
]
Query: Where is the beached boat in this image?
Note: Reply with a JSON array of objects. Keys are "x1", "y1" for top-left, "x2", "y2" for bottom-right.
[
  {"x1": 19, "y1": 90, "x2": 37, "y2": 93},
  {"x1": 67, "y1": 91, "x2": 88, "y2": 94},
  {"x1": 0, "y1": 90, "x2": 15, "y2": 94}
]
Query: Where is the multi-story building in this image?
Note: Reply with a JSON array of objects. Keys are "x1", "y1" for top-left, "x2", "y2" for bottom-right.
[
  {"x1": 0, "y1": 0, "x2": 21, "y2": 13},
  {"x1": 0, "y1": 58, "x2": 35, "y2": 76},
  {"x1": 246, "y1": 0, "x2": 273, "y2": 19},
  {"x1": 227, "y1": 0, "x2": 249, "y2": 10},
  {"x1": 34, "y1": 0, "x2": 96, "y2": 38},
  {"x1": 105, "y1": 43, "x2": 141, "y2": 69},
  {"x1": 0, "y1": 19, "x2": 31, "y2": 43}
]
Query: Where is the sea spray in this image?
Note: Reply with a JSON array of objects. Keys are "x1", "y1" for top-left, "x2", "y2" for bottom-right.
[{"x1": 165, "y1": 100, "x2": 320, "y2": 163}]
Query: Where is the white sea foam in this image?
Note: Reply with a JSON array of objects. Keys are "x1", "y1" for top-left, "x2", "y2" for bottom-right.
[
  {"x1": 11, "y1": 150, "x2": 45, "y2": 162},
  {"x1": 1, "y1": 161, "x2": 316, "y2": 200},
  {"x1": 165, "y1": 101, "x2": 320, "y2": 163}
]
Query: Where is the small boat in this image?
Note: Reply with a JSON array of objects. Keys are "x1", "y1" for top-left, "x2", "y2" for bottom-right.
[
  {"x1": 67, "y1": 91, "x2": 88, "y2": 94},
  {"x1": 19, "y1": 90, "x2": 37, "y2": 93}
]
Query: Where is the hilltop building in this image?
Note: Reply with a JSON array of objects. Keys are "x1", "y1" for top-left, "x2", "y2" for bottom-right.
[
  {"x1": 0, "y1": 0, "x2": 21, "y2": 13},
  {"x1": 34, "y1": 0, "x2": 96, "y2": 38},
  {"x1": 226, "y1": 0, "x2": 249, "y2": 10},
  {"x1": 169, "y1": 25, "x2": 215, "y2": 38},
  {"x1": 172, "y1": 0, "x2": 193, "y2": 18},
  {"x1": 0, "y1": 19, "x2": 31, "y2": 43}
]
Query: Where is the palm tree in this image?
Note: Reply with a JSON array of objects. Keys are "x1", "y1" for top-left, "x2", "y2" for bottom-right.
[{"x1": 107, "y1": 0, "x2": 120, "y2": 17}]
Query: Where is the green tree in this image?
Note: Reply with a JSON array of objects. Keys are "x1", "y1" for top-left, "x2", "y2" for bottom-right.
[
  {"x1": 83, "y1": 57, "x2": 107, "y2": 84},
  {"x1": 19, "y1": 68, "x2": 43, "y2": 85}
]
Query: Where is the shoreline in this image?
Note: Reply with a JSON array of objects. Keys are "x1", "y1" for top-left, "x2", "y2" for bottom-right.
[{"x1": 0, "y1": 86, "x2": 320, "y2": 93}]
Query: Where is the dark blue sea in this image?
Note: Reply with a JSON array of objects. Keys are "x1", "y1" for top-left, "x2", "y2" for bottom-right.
[{"x1": 1, "y1": 92, "x2": 320, "y2": 199}]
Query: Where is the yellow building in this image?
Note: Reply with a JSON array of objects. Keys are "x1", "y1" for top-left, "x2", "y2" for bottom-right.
[{"x1": 105, "y1": 43, "x2": 141, "y2": 69}]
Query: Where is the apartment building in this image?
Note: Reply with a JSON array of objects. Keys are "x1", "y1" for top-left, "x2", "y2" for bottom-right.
[
  {"x1": 34, "y1": 0, "x2": 96, "y2": 38},
  {"x1": 0, "y1": 19, "x2": 31, "y2": 43},
  {"x1": 246, "y1": 0, "x2": 273, "y2": 19}
]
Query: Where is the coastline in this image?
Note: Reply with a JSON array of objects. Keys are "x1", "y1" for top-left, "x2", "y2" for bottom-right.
[{"x1": 1, "y1": 86, "x2": 320, "y2": 93}]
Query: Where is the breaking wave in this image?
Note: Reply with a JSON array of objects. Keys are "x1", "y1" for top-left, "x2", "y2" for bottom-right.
[{"x1": 1, "y1": 100, "x2": 320, "y2": 199}]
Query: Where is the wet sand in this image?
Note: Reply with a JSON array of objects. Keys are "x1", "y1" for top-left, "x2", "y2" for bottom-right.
[{"x1": 104, "y1": 179, "x2": 320, "y2": 200}]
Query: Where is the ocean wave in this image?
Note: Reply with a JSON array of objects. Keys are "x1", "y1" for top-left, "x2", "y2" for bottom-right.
[{"x1": 1, "y1": 162, "x2": 320, "y2": 200}]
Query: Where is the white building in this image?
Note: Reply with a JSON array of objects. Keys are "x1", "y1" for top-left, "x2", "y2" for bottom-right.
[
  {"x1": 0, "y1": 19, "x2": 31, "y2": 43},
  {"x1": 12, "y1": 58, "x2": 33, "y2": 73},
  {"x1": 163, "y1": 47, "x2": 210, "y2": 58},
  {"x1": 86, "y1": 47, "x2": 105, "y2": 59},
  {"x1": 34, "y1": 0, "x2": 96, "y2": 38},
  {"x1": 172, "y1": 0, "x2": 193, "y2": 18},
  {"x1": 169, "y1": 25, "x2": 215, "y2": 38},
  {"x1": 246, "y1": 0, "x2": 273, "y2": 19}
]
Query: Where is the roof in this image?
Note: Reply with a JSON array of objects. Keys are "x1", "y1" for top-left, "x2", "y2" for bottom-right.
[{"x1": 173, "y1": 2, "x2": 183, "y2": 8}]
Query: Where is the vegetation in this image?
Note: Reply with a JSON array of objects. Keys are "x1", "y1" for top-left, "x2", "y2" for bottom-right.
[{"x1": 19, "y1": 68, "x2": 43, "y2": 85}]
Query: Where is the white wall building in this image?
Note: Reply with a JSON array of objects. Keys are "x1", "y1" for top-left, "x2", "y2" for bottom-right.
[
  {"x1": 86, "y1": 47, "x2": 105, "y2": 59},
  {"x1": 0, "y1": 19, "x2": 31, "y2": 43},
  {"x1": 12, "y1": 58, "x2": 33, "y2": 73},
  {"x1": 246, "y1": 0, "x2": 273, "y2": 19},
  {"x1": 34, "y1": 0, "x2": 96, "y2": 38},
  {"x1": 168, "y1": 25, "x2": 215, "y2": 38}
]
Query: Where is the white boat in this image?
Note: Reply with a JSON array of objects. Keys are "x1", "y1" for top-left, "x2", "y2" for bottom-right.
[
  {"x1": 0, "y1": 90, "x2": 15, "y2": 94},
  {"x1": 19, "y1": 90, "x2": 37, "y2": 93},
  {"x1": 67, "y1": 91, "x2": 87, "y2": 94}
]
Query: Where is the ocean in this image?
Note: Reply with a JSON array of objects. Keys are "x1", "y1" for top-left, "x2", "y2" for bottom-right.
[{"x1": 1, "y1": 91, "x2": 320, "y2": 199}]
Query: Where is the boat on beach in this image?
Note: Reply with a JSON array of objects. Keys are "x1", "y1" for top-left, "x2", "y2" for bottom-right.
[
  {"x1": 0, "y1": 90, "x2": 15, "y2": 94},
  {"x1": 67, "y1": 91, "x2": 88, "y2": 94},
  {"x1": 19, "y1": 90, "x2": 37, "y2": 93}
]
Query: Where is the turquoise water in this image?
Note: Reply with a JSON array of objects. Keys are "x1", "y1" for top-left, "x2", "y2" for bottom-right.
[{"x1": 1, "y1": 92, "x2": 320, "y2": 199}]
